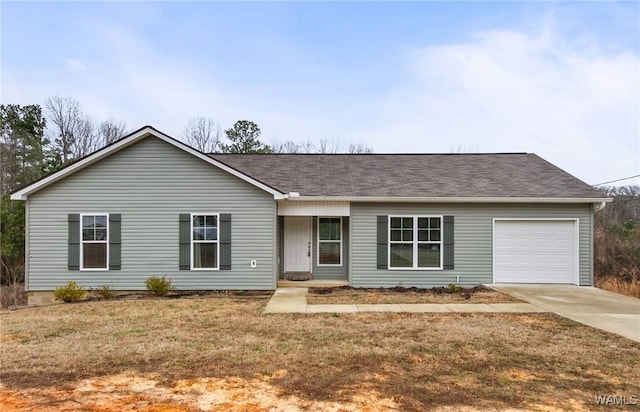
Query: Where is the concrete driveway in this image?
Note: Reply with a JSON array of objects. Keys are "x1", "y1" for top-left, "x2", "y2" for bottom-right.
[{"x1": 490, "y1": 284, "x2": 640, "y2": 342}]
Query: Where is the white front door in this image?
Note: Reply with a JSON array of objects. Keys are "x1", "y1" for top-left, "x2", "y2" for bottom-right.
[{"x1": 285, "y1": 216, "x2": 312, "y2": 272}]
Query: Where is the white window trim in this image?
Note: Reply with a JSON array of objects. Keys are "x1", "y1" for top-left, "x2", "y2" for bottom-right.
[
  {"x1": 190, "y1": 212, "x2": 220, "y2": 271},
  {"x1": 388, "y1": 215, "x2": 443, "y2": 271},
  {"x1": 79, "y1": 213, "x2": 109, "y2": 271},
  {"x1": 317, "y1": 217, "x2": 342, "y2": 267}
]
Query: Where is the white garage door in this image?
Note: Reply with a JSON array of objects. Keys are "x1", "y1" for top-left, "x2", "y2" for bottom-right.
[{"x1": 494, "y1": 220, "x2": 577, "y2": 284}]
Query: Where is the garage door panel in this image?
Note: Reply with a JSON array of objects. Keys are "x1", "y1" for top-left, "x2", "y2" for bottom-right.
[{"x1": 494, "y1": 220, "x2": 577, "y2": 284}]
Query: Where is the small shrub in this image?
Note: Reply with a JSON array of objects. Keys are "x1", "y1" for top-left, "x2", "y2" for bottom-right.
[
  {"x1": 145, "y1": 276, "x2": 175, "y2": 297},
  {"x1": 91, "y1": 284, "x2": 116, "y2": 300},
  {"x1": 234, "y1": 290, "x2": 245, "y2": 296},
  {"x1": 54, "y1": 281, "x2": 87, "y2": 303},
  {"x1": 447, "y1": 283, "x2": 463, "y2": 293}
]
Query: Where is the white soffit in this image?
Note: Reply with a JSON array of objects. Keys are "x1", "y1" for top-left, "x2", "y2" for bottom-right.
[{"x1": 277, "y1": 201, "x2": 350, "y2": 216}]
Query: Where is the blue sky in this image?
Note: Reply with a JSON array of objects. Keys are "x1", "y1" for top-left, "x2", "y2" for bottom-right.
[{"x1": 2, "y1": 1, "x2": 639, "y2": 186}]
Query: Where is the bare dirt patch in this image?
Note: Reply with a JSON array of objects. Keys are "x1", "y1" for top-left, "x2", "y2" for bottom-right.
[
  {"x1": 0, "y1": 373, "x2": 401, "y2": 411},
  {"x1": 1, "y1": 297, "x2": 638, "y2": 411},
  {"x1": 307, "y1": 285, "x2": 521, "y2": 304}
]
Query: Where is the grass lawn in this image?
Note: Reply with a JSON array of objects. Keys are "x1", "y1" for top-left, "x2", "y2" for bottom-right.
[
  {"x1": 1, "y1": 296, "x2": 639, "y2": 411},
  {"x1": 307, "y1": 285, "x2": 521, "y2": 304}
]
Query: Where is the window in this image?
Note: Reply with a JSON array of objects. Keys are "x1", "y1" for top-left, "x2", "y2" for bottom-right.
[
  {"x1": 318, "y1": 217, "x2": 342, "y2": 266},
  {"x1": 389, "y1": 216, "x2": 442, "y2": 269},
  {"x1": 81, "y1": 214, "x2": 108, "y2": 270},
  {"x1": 191, "y1": 214, "x2": 219, "y2": 269}
]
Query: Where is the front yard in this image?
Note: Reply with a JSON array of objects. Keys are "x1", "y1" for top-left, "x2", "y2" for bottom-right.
[{"x1": 1, "y1": 296, "x2": 639, "y2": 411}]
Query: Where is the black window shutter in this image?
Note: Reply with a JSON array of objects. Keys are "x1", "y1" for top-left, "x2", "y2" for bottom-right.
[
  {"x1": 219, "y1": 213, "x2": 232, "y2": 270},
  {"x1": 109, "y1": 214, "x2": 121, "y2": 270},
  {"x1": 68, "y1": 214, "x2": 80, "y2": 270},
  {"x1": 377, "y1": 215, "x2": 388, "y2": 269},
  {"x1": 443, "y1": 215, "x2": 454, "y2": 270},
  {"x1": 179, "y1": 214, "x2": 191, "y2": 270}
]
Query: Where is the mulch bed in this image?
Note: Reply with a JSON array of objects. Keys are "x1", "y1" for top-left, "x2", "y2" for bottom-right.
[
  {"x1": 87, "y1": 289, "x2": 274, "y2": 302},
  {"x1": 307, "y1": 285, "x2": 521, "y2": 304}
]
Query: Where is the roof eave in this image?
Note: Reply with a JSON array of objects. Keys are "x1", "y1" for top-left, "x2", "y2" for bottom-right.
[
  {"x1": 284, "y1": 196, "x2": 613, "y2": 204},
  {"x1": 10, "y1": 126, "x2": 285, "y2": 200}
]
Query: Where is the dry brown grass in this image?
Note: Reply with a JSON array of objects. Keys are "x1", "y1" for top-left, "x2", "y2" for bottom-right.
[
  {"x1": 0, "y1": 283, "x2": 27, "y2": 309},
  {"x1": 596, "y1": 275, "x2": 640, "y2": 299},
  {"x1": 307, "y1": 285, "x2": 521, "y2": 304},
  {"x1": 594, "y1": 226, "x2": 640, "y2": 281},
  {"x1": 1, "y1": 297, "x2": 639, "y2": 411}
]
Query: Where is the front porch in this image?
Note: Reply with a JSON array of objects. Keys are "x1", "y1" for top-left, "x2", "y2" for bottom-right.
[
  {"x1": 277, "y1": 203, "x2": 350, "y2": 282},
  {"x1": 277, "y1": 279, "x2": 349, "y2": 288}
]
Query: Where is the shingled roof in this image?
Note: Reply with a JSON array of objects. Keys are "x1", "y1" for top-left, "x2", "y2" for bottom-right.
[{"x1": 210, "y1": 153, "x2": 604, "y2": 199}]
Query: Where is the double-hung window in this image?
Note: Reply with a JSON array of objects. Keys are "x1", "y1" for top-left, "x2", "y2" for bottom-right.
[
  {"x1": 81, "y1": 214, "x2": 108, "y2": 270},
  {"x1": 318, "y1": 217, "x2": 342, "y2": 265},
  {"x1": 191, "y1": 214, "x2": 219, "y2": 270},
  {"x1": 389, "y1": 216, "x2": 442, "y2": 269}
]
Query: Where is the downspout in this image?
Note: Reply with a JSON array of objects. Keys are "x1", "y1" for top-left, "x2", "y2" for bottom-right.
[
  {"x1": 590, "y1": 201, "x2": 607, "y2": 287},
  {"x1": 593, "y1": 202, "x2": 607, "y2": 212}
]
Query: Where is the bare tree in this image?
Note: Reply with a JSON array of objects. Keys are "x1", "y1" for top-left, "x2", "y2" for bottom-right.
[
  {"x1": 270, "y1": 140, "x2": 296, "y2": 153},
  {"x1": 272, "y1": 138, "x2": 373, "y2": 154},
  {"x1": 45, "y1": 96, "x2": 79, "y2": 162},
  {"x1": 271, "y1": 139, "x2": 316, "y2": 153},
  {"x1": 73, "y1": 116, "x2": 99, "y2": 159},
  {"x1": 45, "y1": 96, "x2": 100, "y2": 161},
  {"x1": 347, "y1": 142, "x2": 373, "y2": 154},
  {"x1": 183, "y1": 117, "x2": 221, "y2": 153},
  {"x1": 596, "y1": 186, "x2": 640, "y2": 225},
  {"x1": 449, "y1": 143, "x2": 479, "y2": 153},
  {"x1": 318, "y1": 138, "x2": 341, "y2": 154},
  {"x1": 99, "y1": 119, "x2": 128, "y2": 145}
]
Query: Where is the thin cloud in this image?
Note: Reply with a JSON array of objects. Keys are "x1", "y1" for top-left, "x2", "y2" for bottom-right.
[
  {"x1": 366, "y1": 25, "x2": 639, "y2": 185},
  {"x1": 2, "y1": 4, "x2": 637, "y2": 186},
  {"x1": 66, "y1": 59, "x2": 87, "y2": 72}
]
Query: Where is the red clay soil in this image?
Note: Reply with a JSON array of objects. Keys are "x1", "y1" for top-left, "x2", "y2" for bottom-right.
[{"x1": 0, "y1": 372, "x2": 402, "y2": 412}]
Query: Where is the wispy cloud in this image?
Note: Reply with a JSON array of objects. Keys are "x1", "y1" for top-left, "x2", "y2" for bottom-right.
[
  {"x1": 1, "y1": 3, "x2": 637, "y2": 185},
  {"x1": 364, "y1": 23, "x2": 639, "y2": 184},
  {"x1": 66, "y1": 58, "x2": 87, "y2": 72}
]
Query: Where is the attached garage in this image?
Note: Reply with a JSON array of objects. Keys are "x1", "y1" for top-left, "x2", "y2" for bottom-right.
[{"x1": 493, "y1": 219, "x2": 578, "y2": 284}]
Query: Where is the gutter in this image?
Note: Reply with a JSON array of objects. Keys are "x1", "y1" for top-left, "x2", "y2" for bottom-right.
[{"x1": 281, "y1": 196, "x2": 614, "y2": 204}]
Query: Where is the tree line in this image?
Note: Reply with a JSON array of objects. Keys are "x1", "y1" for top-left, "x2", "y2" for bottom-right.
[
  {"x1": 593, "y1": 185, "x2": 640, "y2": 297},
  {"x1": 1, "y1": 98, "x2": 374, "y2": 193},
  {"x1": 183, "y1": 117, "x2": 372, "y2": 154},
  {"x1": 0, "y1": 98, "x2": 372, "y2": 291}
]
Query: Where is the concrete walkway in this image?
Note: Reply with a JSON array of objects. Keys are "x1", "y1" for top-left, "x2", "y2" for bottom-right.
[
  {"x1": 264, "y1": 288, "x2": 546, "y2": 314},
  {"x1": 490, "y1": 284, "x2": 640, "y2": 343}
]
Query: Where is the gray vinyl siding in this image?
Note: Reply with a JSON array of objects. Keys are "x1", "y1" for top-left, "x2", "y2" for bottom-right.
[
  {"x1": 26, "y1": 136, "x2": 276, "y2": 291},
  {"x1": 312, "y1": 217, "x2": 349, "y2": 280},
  {"x1": 350, "y1": 203, "x2": 593, "y2": 288}
]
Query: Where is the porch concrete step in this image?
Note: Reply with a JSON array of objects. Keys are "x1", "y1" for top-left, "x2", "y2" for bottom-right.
[
  {"x1": 277, "y1": 279, "x2": 349, "y2": 288},
  {"x1": 284, "y1": 272, "x2": 313, "y2": 281}
]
